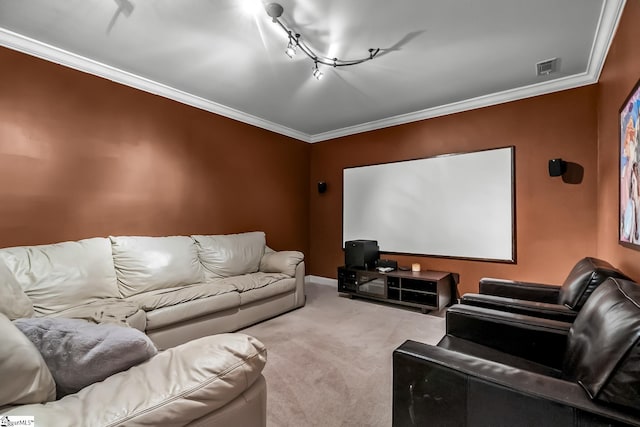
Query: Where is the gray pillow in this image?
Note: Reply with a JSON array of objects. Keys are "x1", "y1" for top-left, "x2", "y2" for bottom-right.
[{"x1": 13, "y1": 317, "x2": 157, "y2": 398}]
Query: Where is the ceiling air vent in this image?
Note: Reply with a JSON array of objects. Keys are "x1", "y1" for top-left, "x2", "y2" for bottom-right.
[{"x1": 536, "y1": 58, "x2": 558, "y2": 76}]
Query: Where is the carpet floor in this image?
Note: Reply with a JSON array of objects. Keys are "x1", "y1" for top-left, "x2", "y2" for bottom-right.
[{"x1": 240, "y1": 281, "x2": 446, "y2": 427}]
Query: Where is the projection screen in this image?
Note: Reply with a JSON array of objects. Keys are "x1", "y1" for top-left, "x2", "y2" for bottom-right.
[{"x1": 342, "y1": 146, "x2": 515, "y2": 262}]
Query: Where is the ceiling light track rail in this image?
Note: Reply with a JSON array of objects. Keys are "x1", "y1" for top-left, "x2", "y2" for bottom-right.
[{"x1": 265, "y1": 2, "x2": 379, "y2": 79}]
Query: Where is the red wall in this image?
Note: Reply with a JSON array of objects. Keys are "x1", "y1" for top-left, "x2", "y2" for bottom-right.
[
  {"x1": 0, "y1": 47, "x2": 310, "y2": 253},
  {"x1": 597, "y1": 0, "x2": 640, "y2": 279},
  {"x1": 309, "y1": 87, "x2": 599, "y2": 294}
]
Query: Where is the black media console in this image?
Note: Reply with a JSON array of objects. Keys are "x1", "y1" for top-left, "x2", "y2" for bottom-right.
[{"x1": 337, "y1": 267, "x2": 459, "y2": 313}]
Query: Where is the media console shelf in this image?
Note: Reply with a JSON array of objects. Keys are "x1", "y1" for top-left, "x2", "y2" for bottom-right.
[{"x1": 337, "y1": 267, "x2": 459, "y2": 312}]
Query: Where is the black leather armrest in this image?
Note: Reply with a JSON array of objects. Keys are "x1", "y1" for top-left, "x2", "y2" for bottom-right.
[
  {"x1": 392, "y1": 340, "x2": 640, "y2": 427},
  {"x1": 479, "y1": 277, "x2": 561, "y2": 303},
  {"x1": 460, "y1": 293, "x2": 579, "y2": 323},
  {"x1": 445, "y1": 304, "x2": 570, "y2": 368}
]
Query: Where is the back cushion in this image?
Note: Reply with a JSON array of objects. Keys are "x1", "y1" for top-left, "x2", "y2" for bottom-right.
[
  {"x1": 111, "y1": 236, "x2": 205, "y2": 297},
  {"x1": 558, "y1": 257, "x2": 629, "y2": 310},
  {"x1": 192, "y1": 232, "x2": 265, "y2": 279},
  {"x1": 0, "y1": 258, "x2": 35, "y2": 319},
  {"x1": 563, "y1": 278, "x2": 640, "y2": 409},
  {"x1": 0, "y1": 238, "x2": 119, "y2": 315}
]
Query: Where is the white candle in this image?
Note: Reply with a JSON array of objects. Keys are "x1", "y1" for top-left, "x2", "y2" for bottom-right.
[{"x1": 411, "y1": 263, "x2": 421, "y2": 272}]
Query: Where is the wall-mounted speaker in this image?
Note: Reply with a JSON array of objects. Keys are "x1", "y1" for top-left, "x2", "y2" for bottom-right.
[
  {"x1": 548, "y1": 158, "x2": 567, "y2": 177},
  {"x1": 318, "y1": 181, "x2": 327, "y2": 194}
]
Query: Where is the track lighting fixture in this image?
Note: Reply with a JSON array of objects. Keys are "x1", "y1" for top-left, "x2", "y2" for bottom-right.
[
  {"x1": 265, "y1": 2, "x2": 380, "y2": 80},
  {"x1": 312, "y1": 62, "x2": 324, "y2": 80},
  {"x1": 285, "y1": 39, "x2": 297, "y2": 58}
]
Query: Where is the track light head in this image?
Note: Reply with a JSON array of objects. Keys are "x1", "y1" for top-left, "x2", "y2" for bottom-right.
[
  {"x1": 265, "y1": 3, "x2": 284, "y2": 20},
  {"x1": 312, "y1": 63, "x2": 324, "y2": 80},
  {"x1": 285, "y1": 41, "x2": 296, "y2": 59}
]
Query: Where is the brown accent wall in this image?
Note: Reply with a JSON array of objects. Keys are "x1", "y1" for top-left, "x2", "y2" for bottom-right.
[
  {"x1": 0, "y1": 47, "x2": 310, "y2": 253},
  {"x1": 310, "y1": 87, "x2": 599, "y2": 294},
  {"x1": 597, "y1": 1, "x2": 640, "y2": 280}
]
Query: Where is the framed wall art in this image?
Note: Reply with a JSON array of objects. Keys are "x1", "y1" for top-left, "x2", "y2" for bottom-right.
[{"x1": 619, "y1": 78, "x2": 640, "y2": 249}]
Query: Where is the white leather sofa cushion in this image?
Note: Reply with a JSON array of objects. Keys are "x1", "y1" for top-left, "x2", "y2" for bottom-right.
[
  {"x1": 126, "y1": 282, "x2": 238, "y2": 311},
  {"x1": 1, "y1": 333, "x2": 267, "y2": 426},
  {"x1": 193, "y1": 232, "x2": 265, "y2": 279},
  {"x1": 214, "y1": 272, "x2": 290, "y2": 293},
  {"x1": 111, "y1": 236, "x2": 205, "y2": 298},
  {"x1": 0, "y1": 259, "x2": 34, "y2": 319},
  {"x1": 143, "y1": 291, "x2": 240, "y2": 330},
  {"x1": 0, "y1": 238, "x2": 119, "y2": 315},
  {"x1": 240, "y1": 277, "x2": 297, "y2": 305},
  {"x1": 0, "y1": 313, "x2": 56, "y2": 407},
  {"x1": 49, "y1": 298, "x2": 147, "y2": 331}
]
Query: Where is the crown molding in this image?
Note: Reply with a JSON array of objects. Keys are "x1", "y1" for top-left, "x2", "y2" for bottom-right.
[
  {"x1": 0, "y1": 0, "x2": 624, "y2": 144},
  {"x1": 0, "y1": 28, "x2": 313, "y2": 143},
  {"x1": 589, "y1": 0, "x2": 626, "y2": 80},
  {"x1": 310, "y1": 73, "x2": 597, "y2": 143}
]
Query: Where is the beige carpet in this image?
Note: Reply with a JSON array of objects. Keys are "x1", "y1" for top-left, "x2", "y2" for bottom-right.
[{"x1": 240, "y1": 281, "x2": 446, "y2": 427}]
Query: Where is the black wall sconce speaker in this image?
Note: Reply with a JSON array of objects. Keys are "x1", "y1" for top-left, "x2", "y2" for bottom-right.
[
  {"x1": 317, "y1": 181, "x2": 327, "y2": 194},
  {"x1": 548, "y1": 158, "x2": 567, "y2": 177}
]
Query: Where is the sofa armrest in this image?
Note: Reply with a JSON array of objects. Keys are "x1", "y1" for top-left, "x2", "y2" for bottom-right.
[
  {"x1": 2, "y1": 333, "x2": 267, "y2": 427},
  {"x1": 460, "y1": 293, "x2": 578, "y2": 323},
  {"x1": 446, "y1": 304, "x2": 571, "y2": 368},
  {"x1": 259, "y1": 250, "x2": 304, "y2": 277},
  {"x1": 479, "y1": 277, "x2": 561, "y2": 303},
  {"x1": 393, "y1": 340, "x2": 640, "y2": 427}
]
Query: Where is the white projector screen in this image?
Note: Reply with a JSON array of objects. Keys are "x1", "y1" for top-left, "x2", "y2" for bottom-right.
[{"x1": 342, "y1": 147, "x2": 515, "y2": 262}]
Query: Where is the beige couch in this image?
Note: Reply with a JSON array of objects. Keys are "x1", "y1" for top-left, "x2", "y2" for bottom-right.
[{"x1": 0, "y1": 231, "x2": 305, "y2": 426}]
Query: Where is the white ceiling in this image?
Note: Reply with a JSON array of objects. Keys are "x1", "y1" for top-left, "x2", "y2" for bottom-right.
[{"x1": 0, "y1": 0, "x2": 626, "y2": 142}]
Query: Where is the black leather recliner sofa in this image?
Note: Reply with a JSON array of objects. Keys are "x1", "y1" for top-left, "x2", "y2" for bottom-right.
[
  {"x1": 393, "y1": 277, "x2": 640, "y2": 427},
  {"x1": 459, "y1": 257, "x2": 630, "y2": 322}
]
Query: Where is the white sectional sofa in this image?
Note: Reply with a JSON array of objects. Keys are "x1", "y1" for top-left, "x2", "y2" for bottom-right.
[
  {"x1": 0, "y1": 231, "x2": 305, "y2": 349},
  {"x1": 0, "y1": 231, "x2": 304, "y2": 426}
]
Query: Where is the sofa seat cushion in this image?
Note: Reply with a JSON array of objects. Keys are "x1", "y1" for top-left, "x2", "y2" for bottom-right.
[
  {"x1": 0, "y1": 238, "x2": 119, "y2": 315},
  {"x1": 126, "y1": 282, "x2": 238, "y2": 310},
  {"x1": 193, "y1": 232, "x2": 265, "y2": 280},
  {"x1": 215, "y1": 272, "x2": 290, "y2": 293},
  {"x1": 141, "y1": 289, "x2": 241, "y2": 331},
  {"x1": 110, "y1": 235, "x2": 205, "y2": 298},
  {"x1": 13, "y1": 317, "x2": 158, "y2": 399},
  {"x1": 239, "y1": 277, "x2": 297, "y2": 305},
  {"x1": 47, "y1": 298, "x2": 147, "y2": 332},
  {"x1": 0, "y1": 313, "x2": 56, "y2": 407}
]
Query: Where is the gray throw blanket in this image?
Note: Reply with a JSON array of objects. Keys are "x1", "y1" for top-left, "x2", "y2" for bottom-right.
[{"x1": 13, "y1": 317, "x2": 157, "y2": 398}]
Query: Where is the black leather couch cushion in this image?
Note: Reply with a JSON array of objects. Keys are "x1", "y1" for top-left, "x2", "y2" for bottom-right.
[
  {"x1": 563, "y1": 277, "x2": 640, "y2": 409},
  {"x1": 558, "y1": 257, "x2": 629, "y2": 310}
]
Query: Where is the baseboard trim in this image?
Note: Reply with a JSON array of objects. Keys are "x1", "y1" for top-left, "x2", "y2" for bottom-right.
[{"x1": 305, "y1": 275, "x2": 337, "y2": 287}]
